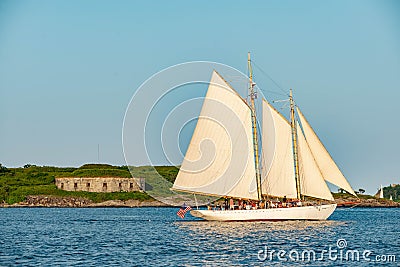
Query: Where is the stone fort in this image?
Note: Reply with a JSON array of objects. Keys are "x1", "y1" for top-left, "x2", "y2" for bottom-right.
[{"x1": 55, "y1": 177, "x2": 145, "y2": 193}]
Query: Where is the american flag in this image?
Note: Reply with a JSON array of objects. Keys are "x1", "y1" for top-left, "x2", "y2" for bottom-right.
[{"x1": 176, "y1": 205, "x2": 192, "y2": 219}]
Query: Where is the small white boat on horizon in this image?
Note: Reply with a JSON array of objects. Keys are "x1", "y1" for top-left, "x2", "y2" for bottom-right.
[{"x1": 172, "y1": 53, "x2": 357, "y2": 221}]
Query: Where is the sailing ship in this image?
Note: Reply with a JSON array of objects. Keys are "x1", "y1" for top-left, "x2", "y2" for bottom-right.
[
  {"x1": 172, "y1": 53, "x2": 357, "y2": 221},
  {"x1": 379, "y1": 185, "x2": 384, "y2": 199}
]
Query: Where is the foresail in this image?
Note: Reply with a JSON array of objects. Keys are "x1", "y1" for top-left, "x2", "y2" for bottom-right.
[
  {"x1": 297, "y1": 123, "x2": 334, "y2": 201},
  {"x1": 172, "y1": 71, "x2": 258, "y2": 200},
  {"x1": 296, "y1": 108, "x2": 356, "y2": 196},
  {"x1": 261, "y1": 100, "x2": 297, "y2": 198}
]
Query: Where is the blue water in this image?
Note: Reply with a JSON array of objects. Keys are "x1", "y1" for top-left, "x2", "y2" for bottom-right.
[{"x1": 0, "y1": 208, "x2": 399, "y2": 266}]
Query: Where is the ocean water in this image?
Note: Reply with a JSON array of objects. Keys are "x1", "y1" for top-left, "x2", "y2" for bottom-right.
[{"x1": 0, "y1": 207, "x2": 399, "y2": 266}]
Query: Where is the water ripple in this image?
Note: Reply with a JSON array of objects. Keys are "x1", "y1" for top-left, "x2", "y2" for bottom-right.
[{"x1": 0, "y1": 207, "x2": 399, "y2": 266}]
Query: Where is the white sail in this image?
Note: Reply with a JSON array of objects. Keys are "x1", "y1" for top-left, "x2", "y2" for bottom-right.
[
  {"x1": 297, "y1": 123, "x2": 334, "y2": 201},
  {"x1": 297, "y1": 108, "x2": 357, "y2": 196},
  {"x1": 261, "y1": 100, "x2": 297, "y2": 198},
  {"x1": 172, "y1": 71, "x2": 258, "y2": 200}
]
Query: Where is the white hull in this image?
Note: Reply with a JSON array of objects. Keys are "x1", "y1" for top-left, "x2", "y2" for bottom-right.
[{"x1": 190, "y1": 204, "x2": 337, "y2": 221}]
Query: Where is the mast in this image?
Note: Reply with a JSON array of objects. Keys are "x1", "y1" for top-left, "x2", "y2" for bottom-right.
[
  {"x1": 248, "y1": 52, "x2": 262, "y2": 200},
  {"x1": 289, "y1": 89, "x2": 301, "y2": 200}
]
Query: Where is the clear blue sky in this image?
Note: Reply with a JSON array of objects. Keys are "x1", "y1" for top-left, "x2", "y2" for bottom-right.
[{"x1": 1, "y1": 0, "x2": 399, "y2": 194}]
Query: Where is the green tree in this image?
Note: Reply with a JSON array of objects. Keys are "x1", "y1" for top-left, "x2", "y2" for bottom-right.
[{"x1": 0, "y1": 163, "x2": 10, "y2": 174}]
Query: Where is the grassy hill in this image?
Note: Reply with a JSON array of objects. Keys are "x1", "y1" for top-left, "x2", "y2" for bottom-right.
[
  {"x1": 0, "y1": 164, "x2": 155, "y2": 204},
  {"x1": 1, "y1": 163, "x2": 398, "y2": 206}
]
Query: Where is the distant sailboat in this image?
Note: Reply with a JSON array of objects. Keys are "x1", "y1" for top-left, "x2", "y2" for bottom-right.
[{"x1": 172, "y1": 53, "x2": 357, "y2": 221}]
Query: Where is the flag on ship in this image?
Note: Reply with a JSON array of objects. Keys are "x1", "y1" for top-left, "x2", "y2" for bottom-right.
[{"x1": 177, "y1": 204, "x2": 192, "y2": 219}]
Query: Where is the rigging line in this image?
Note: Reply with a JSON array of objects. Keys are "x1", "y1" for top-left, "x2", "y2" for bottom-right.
[
  {"x1": 255, "y1": 83, "x2": 288, "y2": 102},
  {"x1": 251, "y1": 60, "x2": 289, "y2": 96},
  {"x1": 261, "y1": 89, "x2": 287, "y2": 97}
]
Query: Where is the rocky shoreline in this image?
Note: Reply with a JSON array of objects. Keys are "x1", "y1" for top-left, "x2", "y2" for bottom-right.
[
  {"x1": 1, "y1": 195, "x2": 399, "y2": 208},
  {"x1": 0, "y1": 195, "x2": 169, "y2": 208},
  {"x1": 335, "y1": 197, "x2": 400, "y2": 208}
]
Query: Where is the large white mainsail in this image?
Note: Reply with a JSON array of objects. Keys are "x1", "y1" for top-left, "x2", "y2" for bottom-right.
[
  {"x1": 296, "y1": 108, "x2": 357, "y2": 196},
  {"x1": 296, "y1": 123, "x2": 334, "y2": 201},
  {"x1": 172, "y1": 71, "x2": 258, "y2": 200},
  {"x1": 261, "y1": 100, "x2": 297, "y2": 198}
]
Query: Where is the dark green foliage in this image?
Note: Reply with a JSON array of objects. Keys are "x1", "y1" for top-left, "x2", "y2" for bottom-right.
[
  {"x1": 0, "y1": 163, "x2": 10, "y2": 174},
  {"x1": 0, "y1": 185, "x2": 10, "y2": 202},
  {"x1": 332, "y1": 192, "x2": 376, "y2": 200},
  {"x1": 154, "y1": 166, "x2": 179, "y2": 183},
  {"x1": 5, "y1": 184, "x2": 151, "y2": 204},
  {"x1": 79, "y1": 164, "x2": 117, "y2": 169},
  {"x1": 383, "y1": 185, "x2": 400, "y2": 201},
  {"x1": 0, "y1": 166, "x2": 60, "y2": 203},
  {"x1": 62, "y1": 169, "x2": 132, "y2": 178},
  {"x1": 23, "y1": 164, "x2": 39, "y2": 168},
  {"x1": 117, "y1": 165, "x2": 129, "y2": 171},
  {"x1": 0, "y1": 164, "x2": 180, "y2": 204},
  {"x1": 37, "y1": 166, "x2": 76, "y2": 173}
]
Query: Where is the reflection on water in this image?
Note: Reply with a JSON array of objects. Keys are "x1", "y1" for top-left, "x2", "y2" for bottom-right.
[
  {"x1": 178, "y1": 219, "x2": 347, "y2": 235},
  {"x1": 175, "y1": 220, "x2": 351, "y2": 266}
]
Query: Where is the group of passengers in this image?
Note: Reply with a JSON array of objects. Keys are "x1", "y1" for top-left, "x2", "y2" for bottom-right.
[{"x1": 207, "y1": 196, "x2": 303, "y2": 211}]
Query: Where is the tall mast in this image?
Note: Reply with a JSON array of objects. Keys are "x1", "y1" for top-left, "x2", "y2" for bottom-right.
[
  {"x1": 248, "y1": 52, "x2": 262, "y2": 200},
  {"x1": 290, "y1": 89, "x2": 301, "y2": 199}
]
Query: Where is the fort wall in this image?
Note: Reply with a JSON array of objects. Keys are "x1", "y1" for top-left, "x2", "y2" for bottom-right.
[{"x1": 55, "y1": 177, "x2": 144, "y2": 193}]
